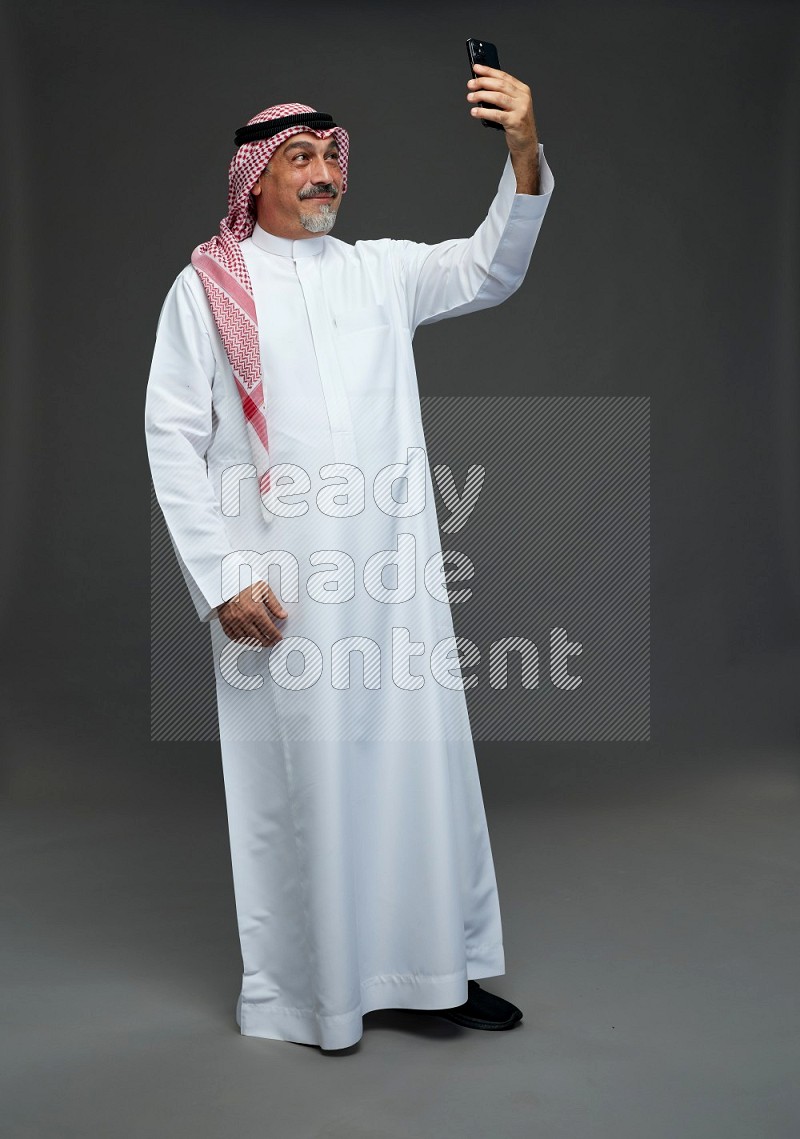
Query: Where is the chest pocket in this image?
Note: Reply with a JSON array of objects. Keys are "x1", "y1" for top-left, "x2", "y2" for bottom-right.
[
  {"x1": 332, "y1": 303, "x2": 394, "y2": 393},
  {"x1": 333, "y1": 303, "x2": 390, "y2": 334}
]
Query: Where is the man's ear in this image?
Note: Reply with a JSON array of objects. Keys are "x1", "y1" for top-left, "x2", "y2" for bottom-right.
[{"x1": 251, "y1": 167, "x2": 270, "y2": 198}]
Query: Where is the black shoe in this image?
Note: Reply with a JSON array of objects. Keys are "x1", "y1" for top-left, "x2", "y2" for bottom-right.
[{"x1": 406, "y1": 980, "x2": 523, "y2": 1031}]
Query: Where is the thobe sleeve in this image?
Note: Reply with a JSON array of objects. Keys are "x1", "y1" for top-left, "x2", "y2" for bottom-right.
[
  {"x1": 390, "y1": 143, "x2": 554, "y2": 331},
  {"x1": 144, "y1": 270, "x2": 242, "y2": 624}
]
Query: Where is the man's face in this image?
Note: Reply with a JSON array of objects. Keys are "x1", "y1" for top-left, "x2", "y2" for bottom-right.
[{"x1": 251, "y1": 132, "x2": 343, "y2": 239}]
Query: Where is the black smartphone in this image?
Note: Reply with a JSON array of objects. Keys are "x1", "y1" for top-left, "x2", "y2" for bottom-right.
[{"x1": 466, "y1": 37, "x2": 504, "y2": 131}]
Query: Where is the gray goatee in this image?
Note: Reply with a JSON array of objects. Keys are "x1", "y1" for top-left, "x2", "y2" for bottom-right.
[
  {"x1": 299, "y1": 201, "x2": 338, "y2": 233},
  {"x1": 299, "y1": 185, "x2": 339, "y2": 233}
]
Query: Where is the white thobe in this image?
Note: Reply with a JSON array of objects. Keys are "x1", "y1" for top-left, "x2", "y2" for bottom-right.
[{"x1": 145, "y1": 146, "x2": 555, "y2": 1048}]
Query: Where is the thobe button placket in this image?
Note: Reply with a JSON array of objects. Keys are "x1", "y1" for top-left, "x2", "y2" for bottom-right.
[{"x1": 294, "y1": 256, "x2": 359, "y2": 465}]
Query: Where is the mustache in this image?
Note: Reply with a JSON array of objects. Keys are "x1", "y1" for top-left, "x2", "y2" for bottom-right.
[{"x1": 299, "y1": 185, "x2": 339, "y2": 200}]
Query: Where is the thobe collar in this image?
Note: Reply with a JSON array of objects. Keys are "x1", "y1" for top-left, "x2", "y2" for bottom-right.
[{"x1": 249, "y1": 222, "x2": 326, "y2": 258}]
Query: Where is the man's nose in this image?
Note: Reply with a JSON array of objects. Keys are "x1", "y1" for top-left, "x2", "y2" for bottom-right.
[{"x1": 308, "y1": 154, "x2": 339, "y2": 187}]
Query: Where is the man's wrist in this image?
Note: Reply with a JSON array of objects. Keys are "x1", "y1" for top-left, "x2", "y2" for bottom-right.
[{"x1": 510, "y1": 141, "x2": 540, "y2": 195}]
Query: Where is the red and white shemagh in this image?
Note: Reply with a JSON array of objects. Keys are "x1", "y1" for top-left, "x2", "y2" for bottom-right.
[{"x1": 190, "y1": 103, "x2": 350, "y2": 519}]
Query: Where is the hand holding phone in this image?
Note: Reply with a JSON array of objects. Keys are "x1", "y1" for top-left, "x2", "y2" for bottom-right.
[{"x1": 466, "y1": 38, "x2": 505, "y2": 131}]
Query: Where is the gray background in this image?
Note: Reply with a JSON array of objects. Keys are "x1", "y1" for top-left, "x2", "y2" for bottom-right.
[{"x1": 2, "y1": 1, "x2": 799, "y2": 1136}]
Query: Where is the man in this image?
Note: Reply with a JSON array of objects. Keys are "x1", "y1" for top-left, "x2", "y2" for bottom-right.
[{"x1": 145, "y1": 63, "x2": 554, "y2": 1050}]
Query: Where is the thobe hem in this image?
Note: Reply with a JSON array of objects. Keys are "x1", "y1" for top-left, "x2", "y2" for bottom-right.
[{"x1": 234, "y1": 942, "x2": 505, "y2": 1049}]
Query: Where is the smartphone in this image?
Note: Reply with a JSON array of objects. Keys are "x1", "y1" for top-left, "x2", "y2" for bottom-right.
[{"x1": 466, "y1": 37, "x2": 504, "y2": 131}]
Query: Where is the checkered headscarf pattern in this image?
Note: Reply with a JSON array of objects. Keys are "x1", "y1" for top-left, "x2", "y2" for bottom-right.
[{"x1": 190, "y1": 103, "x2": 350, "y2": 515}]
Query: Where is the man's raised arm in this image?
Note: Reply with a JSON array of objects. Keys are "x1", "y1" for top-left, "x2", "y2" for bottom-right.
[{"x1": 389, "y1": 62, "x2": 555, "y2": 331}]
